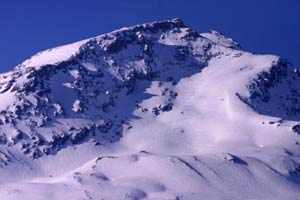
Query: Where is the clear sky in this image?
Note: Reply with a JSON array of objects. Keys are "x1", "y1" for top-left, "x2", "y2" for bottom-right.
[{"x1": 0, "y1": 0, "x2": 299, "y2": 73}]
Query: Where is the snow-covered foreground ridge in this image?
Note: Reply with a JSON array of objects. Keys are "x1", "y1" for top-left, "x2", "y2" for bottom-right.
[{"x1": 0, "y1": 18, "x2": 299, "y2": 200}]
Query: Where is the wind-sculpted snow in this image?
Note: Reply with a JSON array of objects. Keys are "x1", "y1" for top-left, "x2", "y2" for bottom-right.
[{"x1": 0, "y1": 18, "x2": 299, "y2": 200}]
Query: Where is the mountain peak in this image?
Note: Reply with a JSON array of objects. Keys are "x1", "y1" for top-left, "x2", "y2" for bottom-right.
[
  {"x1": 16, "y1": 18, "x2": 188, "y2": 71},
  {"x1": 0, "y1": 19, "x2": 300, "y2": 199},
  {"x1": 122, "y1": 17, "x2": 186, "y2": 32}
]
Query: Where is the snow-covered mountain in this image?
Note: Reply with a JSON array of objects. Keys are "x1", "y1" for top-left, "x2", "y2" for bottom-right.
[{"x1": 0, "y1": 18, "x2": 299, "y2": 200}]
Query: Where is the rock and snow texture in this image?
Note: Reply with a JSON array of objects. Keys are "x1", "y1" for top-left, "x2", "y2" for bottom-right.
[{"x1": 0, "y1": 18, "x2": 299, "y2": 199}]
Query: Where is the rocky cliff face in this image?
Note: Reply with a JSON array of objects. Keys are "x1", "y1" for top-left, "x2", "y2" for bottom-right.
[{"x1": 244, "y1": 59, "x2": 300, "y2": 120}]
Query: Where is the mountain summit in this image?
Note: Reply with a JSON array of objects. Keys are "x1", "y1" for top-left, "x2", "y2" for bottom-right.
[{"x1": 0, "y1": 19, "x2": 299, "y2": 200}]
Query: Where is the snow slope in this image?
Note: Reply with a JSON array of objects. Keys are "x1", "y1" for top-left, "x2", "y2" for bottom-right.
[{"x1": 0, "y1": 18, "x2": 299, "y2": 200}]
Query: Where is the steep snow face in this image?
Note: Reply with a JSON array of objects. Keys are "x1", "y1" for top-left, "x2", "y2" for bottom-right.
[{"x1": 0, "y1": 18, "x2": 299, "y2": 200}]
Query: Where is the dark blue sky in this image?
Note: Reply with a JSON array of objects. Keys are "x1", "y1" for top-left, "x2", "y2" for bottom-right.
[{"x1": 0, "y1": 0, "x2": 299, "y2": 73}]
